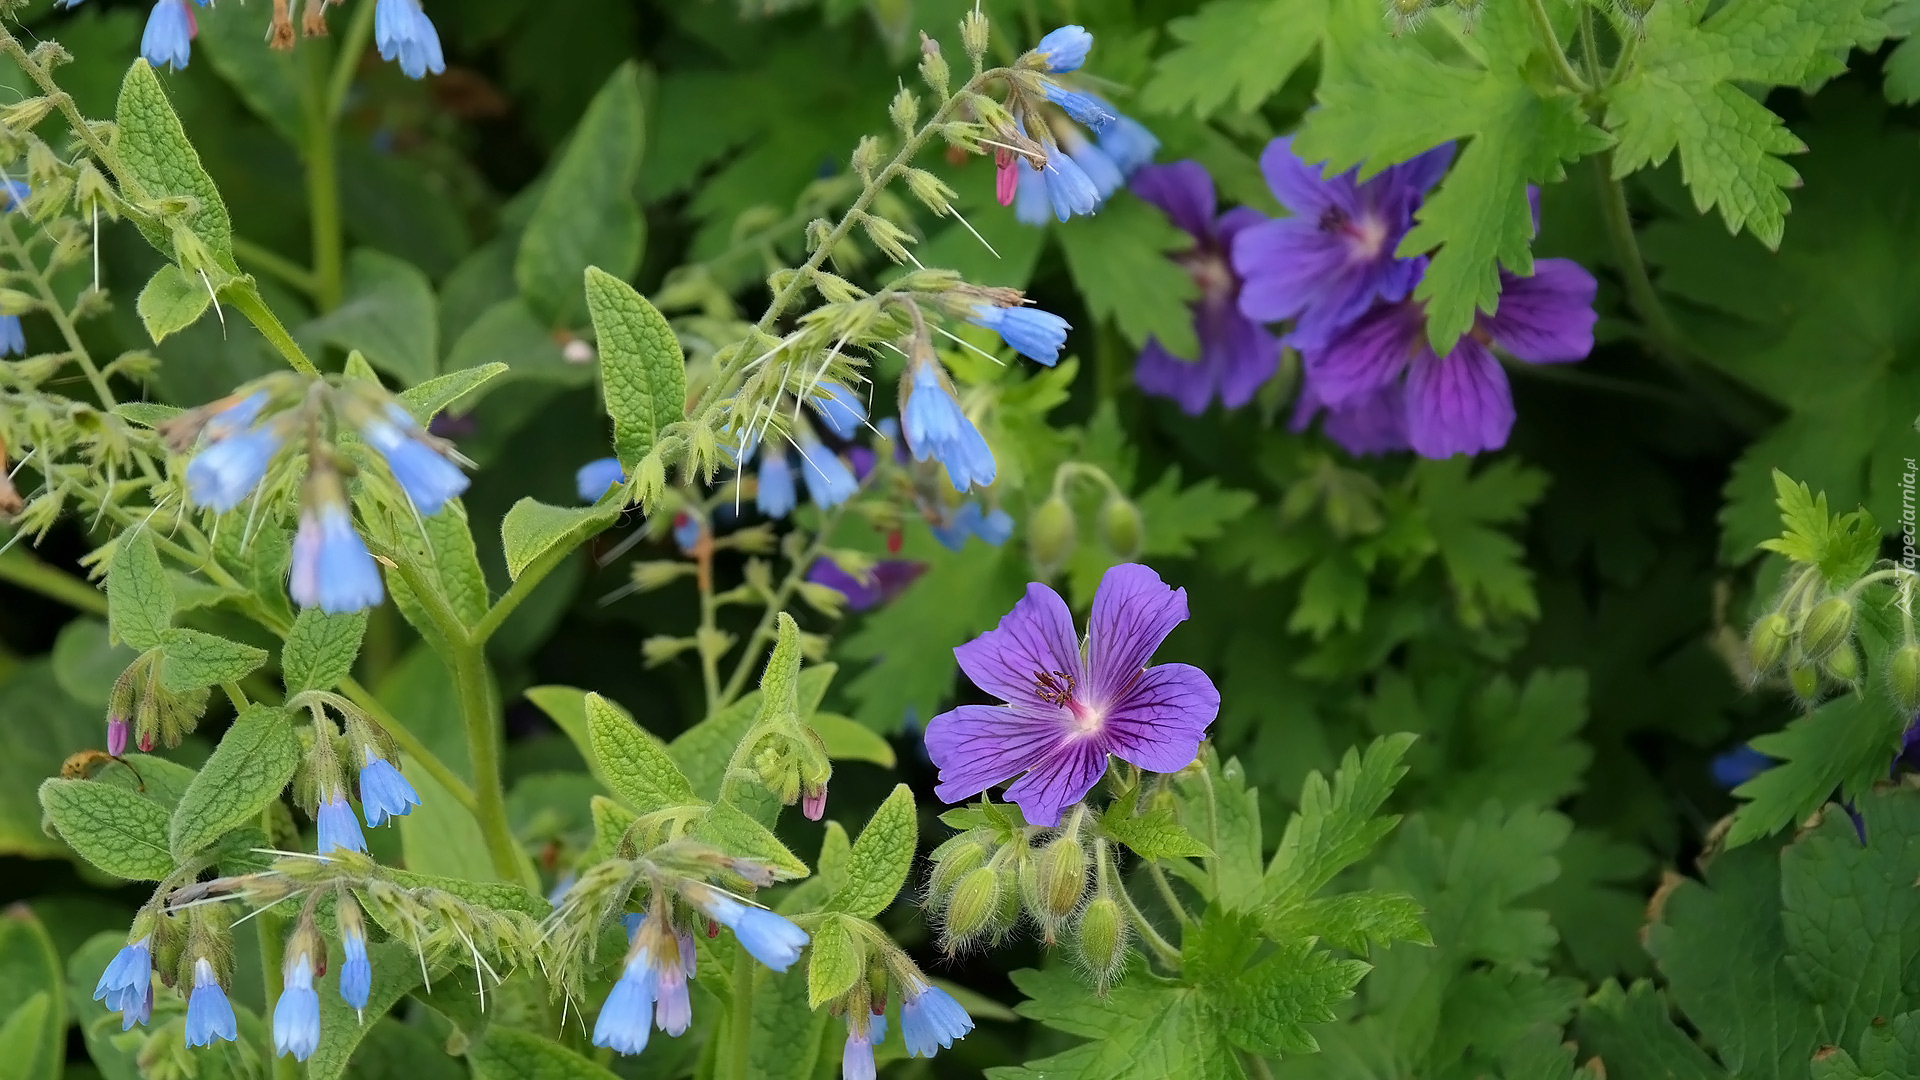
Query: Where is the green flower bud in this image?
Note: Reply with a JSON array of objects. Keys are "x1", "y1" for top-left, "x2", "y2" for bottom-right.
[
  {"x1": 1800, "y1": 596, "x2": 1855, "y2": 662},
  {"x1": 960, "y1": 8, "x2": 990, "y2": 64},
  {"x1": 927, "y1": 838, "x2": 986, "y2": 904},
  {"x1": 1747, "y1": 612, "x2": 1793, "y2": 677},
  {"x1": 1822, "y1": 643, "x2": 1860, "y2": 686},
  {"x1": 1789, "y1": 662, "x2": 1821, "y2": 704},
  {"x1": 1097, "y1": 496, "x2": 1144, "y2": 561},
  {"x1": 1075, "y1": 897, "x2": 1127, "y2": 988},
  {"x1": 1035, "y1": 835, "x2": 1089, "y2": 920},
  {"x1": 918, "y1": 34, "x2": 950, "y2": 98},
  {"x1": 1889, "y1": 644, "x2": 1920, "y2": 715},
  {"x1": 1030, "y1": 495, "x2": 1077, "y2": 571},
  {"x1": 943, "y1": 866, "x2": 999, "y2": 950}
]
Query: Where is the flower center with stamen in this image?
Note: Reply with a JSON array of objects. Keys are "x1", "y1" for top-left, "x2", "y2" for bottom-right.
[
  {"x1": 1034, "y1": 669, "x2": 1103, "y2": 733},
  {"x1": 1320, "y1": 206, "x2": 1388, "y2": 261}
]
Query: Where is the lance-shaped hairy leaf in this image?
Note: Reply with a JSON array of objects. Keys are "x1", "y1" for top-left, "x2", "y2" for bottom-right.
[
  {"x1": 585, "y1": 692, "x2": 698, "y2": 814},
  {"x1": 586, "y1": 267, "x2": 685, "y2": 470},
  {"x1": 168, "y1": 704, "x2": 299, "y2": 859},
  {"x1": 281, "y1": 609, "x2": 368, "y2": 694},
  {"x1": 38, "y1": 779, "x2": 174, "y2": 881},
  {"x1": 108, "y1": 531, "x2": 172, "y2": 651},
  {"x1": 157, "y1": 628, "x2": 267, "y2": 692},
  {"x1": 805, "y1": 914, "x2": 862, "y2": 1008},
  {"x1": 470, "y1": 1027, "x2": 622, "y2": 1080},
  {"x1": 500, "y1": 497, "x2": 620, "y2": 582},
  {"x1": 824, "y1": 783, "x2": 916, "y2": 918},
  {"x1": 114, "y1": 59, "x2": 237, "y2": 269}
]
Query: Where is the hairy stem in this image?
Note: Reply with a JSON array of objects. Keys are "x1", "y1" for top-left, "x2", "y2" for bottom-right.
[
  {"x1": 226, "y1": 286, "x2": 321, "y2": 376},
  {"x1": 233, "y1": 236, "x2": 319, "y2": 297},
  {"x1": 726, "y1": 945, "x2": 756, "y2": 1080},
  {"x1": 301, "y1": 46, "x2": 344, "y2": 310},
  {"x1": 1144, "y1": 861, "x2": 1194, "y2": 927},
  {"x1": 716, "y1": 506, "x2": 845, "y2": 706},
  {"x1": 1591, "y1": 154, "x2": 1682, "y2": 352},
  {"x1": 0, "y1": 548, "x2": 107, "y2": 613},
  {"x1": 449, "y1": 638, "x2": 533, "y2": 886},
  {"x1": 697, "y1": 543, "x2": 723, "y2": 715},
  {"x1": 0, "y1": 212, "x2": 116, "y2": 407},
  {"x1": 1524, "y1": 0, "x2": 1590, "y2": 93}
]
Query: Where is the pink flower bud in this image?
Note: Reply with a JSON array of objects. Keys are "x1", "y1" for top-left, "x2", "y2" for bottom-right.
[
  {"x1": 801, "y1": 784, "x2": 828, "y2": 821},
  {"x1": 107, "y1": 718, "x2": 129, "y2": 757},
  {"x1": 995, "y1": 151, "x2": 1018, "y2": 207}
]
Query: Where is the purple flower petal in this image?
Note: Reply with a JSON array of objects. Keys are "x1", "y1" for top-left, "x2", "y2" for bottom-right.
[
  {"x1": 952, "y1": 582, "x2": 1082, "y2": 711},
  {"x1": 1319, "y1": 382, "x2": 1412, "y2": 456},
  {"x1": 1382, "y1": 144, "x2": 1455, "y2": 205},
  {"x1": 1232, "y1": 218, "x2": 1354, "y2": 322},
  {"x1": 1200, "y1": 299, "x2": 1281, "y2": 411},
  {"x1": 1403, "y1": 338, "x2": 1514, "y2": 458},
  {"x1": 925, "y1": 703, "x2": 1068, "y2": 805},
  {"x1": 1134, "y1": 337, "x2": 1217, "y2": 416},
  {"x1": 1257, "y1": 136, "x2": 1354, "y2": 218},
  {"x1": 1001, "y1": 739, "x2": 1108, "y2": 827},
  {"x1": 1215, "y1": 206, "x2": 1269, "y2": 249},
  {"x1": 1102, "y1": 663, "x2": 1218, "y2": 773},
  {"x1": 1301, "y1": 301, "x2": 1423, "y2": 406},
  {"x1": 1085, "y1": 564, "x2": 1189, "y2": 706},
  {"x1": 1482, "y1": 259, "x2": 1596, "y2": 364},
  {"x1": 1129, "y1": 161, "x2": 1216, "y2": 241}
]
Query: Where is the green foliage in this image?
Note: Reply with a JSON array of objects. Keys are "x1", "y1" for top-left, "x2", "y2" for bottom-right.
[
  {"x1": 1058, "y1": 198, "x2": 1200, "y2": 359},
  {"x1": 1756, "y1": 470, "x2": 1881, "y2": 582},
  {"x1": 1143, "y1": 0, "x2": 1331, "y2": 117},
  {"x1": 38, "y1": 779, "x2": 174, "y2": 881},
  {"x1": 823, "y1": 782, "x2": 916, "y2": 918},
  {"x1": 113, "y1": 59, "x2": 235, "y2": 267},
  {"x1": 167, "y1": 705, "x2": 296, "y2": 859},
  {"x1": 584, "y1": 691, "x2": 699, "y2": 814},
  {"x1": 305, "y1": 250, "x2": 440, "y2": 386},
  {"x1": 499, "y1": 497, "x2": 621, "y2": 581},
  {"x1": 585, "y1": 267, "x2": 686, "y2": 469},
  {"x1": 107, "y1": 531, "x2": 171, "y2": 651},
  {"x1": 280, "y1": 609, "x2": 368, "y2": 694}
]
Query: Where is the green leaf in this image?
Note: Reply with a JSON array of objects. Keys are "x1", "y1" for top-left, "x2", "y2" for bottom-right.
[
  {"x1": 585, "y1": 794, "x2": 638, "y2": 863},
  {"x1": 400, "y1": 763, "x2": 498, "y2": 883},
  {"x1": 1142, "y1": 0, "x2": 1331, "y2": 117},
  {"x1": 37, "y1": 779, "x2": 174, "y2": 881},
  {"x1": 695, "y1": 799, "x2": 808, "y2": 881},
  {"x1": 1185, "y1": 909, "x2": 1371, "y2": 1056},
  {"x1": 280, "y1": 609, "x2": 367, "y2": 694},
  {"x1": 108, "y1": 531, "x2": 172, "y2": 650},
  {"x1": 135, "y1": 263, "x2": 211, "y2": 343},
  {"x1": 52, "y1": 617, "x2": 137, "y2": 708},
  {"x1": 1099, "y1": 786, "x2": 1212, "y2": 861},
  {"x1": 156, "y1": 628, "x2": 267, "y2": 692},
  {"x1": 1575, "y1": 980, "x2": 1732, "y2": 1080},
  {"x1": 1727, "y1": 686, "x2": 1901, "y2": 847},
  {"x1": 387, "y1": 501, "x2": 489, "y2": 634},
  {"x1": 499, "y1": 497, "x2": 620, "y2": 582},
  {"x1": 1057, "y1": 197, "x2": 1200, "y2": 359},
  {"x1": 1265, "y1": 891, "x2": 1431, "y2": 953},
  {"x1": 445, "y1": 299, "x2": 593, "y2": 391},
  {"x1": 584, "y1": 267, "x2": 685, "y2": 469},
  {"x1": 585, "y1": 692, "x2": 698, "y2": 813},
  {"x1": 517, "y1": 63, "x2": 647, "y2": 326},
  {"x1": 304, "y1": 249, "x2": 439, "y2": 386},
  {"x1": 1294, "y1": 0, "x2": 1610, "y2": 350},
  {"x1": 306, "y1": 941, "x2": 426, "y2": 1080},
  {"x1": 0, "y1": 909, "x2": 64, "y2": 1080},
  {"x1": 1413, "y1": 457, "x2": 1550, "y2": 627},
  {"x1": 469, "y1": 1025, "x2": 621, "y2": 1080},
  {"x1": 825, "y1": 784, "x2": 916, "y2": 918},
  {"x1": 379, "y1": 869, "x2": 550, "y2": 918},
  {"x1": 809, "y1": 713, "x2": 895, "y2": 767},
  {"x1": 1266, "y1": 733, "x2": 1415, "y2": 904},
  {"x1": 1756, "y1": 470, "x2": 1881, "y2": 582},
  {"x1": 805, "y1": 914, "x2": 862, "y2": 1009},
  {"x1": 397, "y1": 362, "x2": 508, "y2": 423},
  {"x1": 168, "y1": 704, "x2": 296, "y2": 859},
  {"x1": 113, "y1": 59, "x2": 236, "y2": 266},
  {"x1": 1605, "y1": 0, "x2": 1886, "y2": 250},
  {"x1": 989, "y1": 967, "x2": 1239, "y2": 1080},
  {"x1": 666, "y1": 666, "x2": 838, "y2": 798}
]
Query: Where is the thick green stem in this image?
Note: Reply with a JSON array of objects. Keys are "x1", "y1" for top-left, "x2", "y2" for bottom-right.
[
  {"x1": 227, "y1": 286, "x2": 320, "y2": 376},
  {"x1": 326, "y1": 0, "x2": 378, "y2": 121},
  {"x1": 233, "y1": 236, "x2": 320, "y2": 297},
  {"x1": 301, "y1": 46, "x2": 344, "y2": 311},
  {"x1": 450, "y1": 639, "x2": 532, "y2": 886},
  {"x1": 726, "y1": 945, "x2": 756, "y2": 1080},
  {"x1": 0, "y1": 548, "x2": 107, "y2": 613},
  {"x1": 1591, "y1": 153, "x2": 1683, "y2": 354},
  {"x1": 1524, "y1": 0, "x2": 1589, "y2": 93}
]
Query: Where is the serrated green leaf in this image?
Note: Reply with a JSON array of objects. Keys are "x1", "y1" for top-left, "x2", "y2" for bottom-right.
[
  {"x1": 306, "y1": 941, "x2": 426, "y2": 1080},
  {"x1": 115, "y1": 401, "x2": 183, "y2": 428},
  {"x1": 108, "y1": 531, "x2": 172, "y2": 651},
  {"x1": 135, "y1": 263, "x2": 210, "y2": 343},
  {"x1": 1143, "y1": 0, "x2": 1331, "y2": 117},
  {"x1": 1757, "y1": 470, "x2": 1881, "y2": 582},
  {"x1": 1575, "y1": 980, "x2": 1730, "y2": 1080},
  {"x1": 805, "y1": 914, "x2": 862, "y2": 1009},
  {"x1": 52, "y1": 618, "x2": 137, "y2": 708},
  {"x1": 1099, "y1": 786, "x2": 1212, "y2": 860},
  {"x1": 585, "y1": 267, "x2": 685, "y2": 469},
  {"x1": 1057, "y1": 197, "x2": 1200, "y2": 359},
  {"x1": 280, "y1": 609, "x2": 367, "y2": 694},
  {"x1": 113, "y1": 59, "x2": 236, "y2": 266},
  {"x1": 1605, "y1": 0, "x2": 1885, "y2": 249},
  {"x1": 167, "y1": 704, "x2": 297, "y2": 859},
  {"x1": 305, "y1": 249, "x2": 439, "y2": 386},
  {"x1": 1295, "y1": 0, "x2": 1609, "y2": 350},
  {"x1": 1266, "y1": 734, "x2": 1415, "y2": 905},
  {"x1": 1728, "y1": 685, "x2": 1901, "y2": 848},
  {"x1": 500, "y1": 497, "x2": 619, "y2": 581},
  {"x1": 825, "y1": 784, "x2": 915, "y2": 918},
  {"x1": 585, "y1": 692, "x2": 698, "y2": 814},
  {"x1": 156, "y1": 628, "x2": 267, "y2": 692},
  {"x1": 397, "y1": 362, "x2": 509, "y2": 423},
  {"x1": 387, "y1": 501, "x2": 489, "y2": 638},
  {"x1": 1265, "y1": 891, "x2": 1431, "y2": 952},
  {"x1": 990, "y1": 967, "x2": 1237, "y2": 1080},
  {"x1": 470, "y1": 1026, "x2": 620, "y2": 1080},
  {"x1": 518, "y1": 64, "x2": 646, "y2": 326},
  {"x1": 38, "y1": 779, "x2": 173, "y2": 881},
  {"x1": 695, "y1": 799, "x2": 808, "y2": 881},
  {"x1": 1413, "y1": 457, "x2": 1550, "y2": 627}
]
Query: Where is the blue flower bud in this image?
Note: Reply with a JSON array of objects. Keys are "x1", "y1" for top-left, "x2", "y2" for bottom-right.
[
  {"x1": 1033, "y1": 25, "x2": 1093, "y2": 72},
  {"x1": 339, "y1": 923, "x2": 371, "y2": 1012},
  {"x1": 842, "y1": 1026, "x2": 878, "y2": 1080},
  {"x1": 931, "y1": 502, "x2": 1014, "y2": 551},
  {"x1": 142, "y1": 0, "x2": 199, "y2": 72},
  {"x1": 1042, "y1": 149, "x2": 1102, "y2": 222},
  {"x1": 592, "y1": 953, "x2": 659, "y2": 1055},
  {"x1": 576, "y1": 457, "x2": 626, "y2": 503},
  {"x1": 1060, "y1": 128, "x2": 1123, "y2": 201},
  {"x1": 362, "y1": 407, "x2": 469, "y2": 515},
  {"x1": 316, "y1": 789, "x2": 367, "y2": 855},
  {"x1": 902, "y1": 363, "x2": 995, "y2": 493},
  {"x1": 273, "y1": 952, "x2": 321, "y2": 1061},
  {"x1": 1711, "y1": 744, "x2": 1773, "y2": 790},
  {"x1": 0, "y1": 314, "x2": 22, "y2": 357},
  {"x1": 758, "y1": 447, "x2": 797, "y2": 518},
  {"x1": 809, "y1": 381, "x2": 867, "y2": 440},
  {"x1": 795, "y1": 437, "x2": 859, "y2": 509},
  {"x1": 1042, "y1": 85, "x2": 1115, "y2": 129},
  {"x1": 184, "y1": 957, "x2": 237, "y2": 1047},
  {"x1": 0, "y1": 180, "x2": 27, "y2": 212},
  {"x1": 290, "y1": 503, "x2": 385, "y2": 614},
  {"x1": 358, "y1": 748, "x2": 420, "y2": 827},
  {"x1": 966, "y1": 304, "x2": 1070, "y2": 366},
  {"x1": 186, "y1": 426, "x2": 285, "y2": 512},
  {"x1": 374, "y1": 0, "x2": 445, "y2": 80},
  {"x1": 687, "y1": 889, "x2": 810, "y2": 972},
  {"x1": 901, "y1": 982, "x2": 974, "y2": 1058}
]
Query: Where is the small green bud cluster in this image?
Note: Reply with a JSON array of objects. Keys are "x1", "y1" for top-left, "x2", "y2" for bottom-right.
[
  {"x1": 926, "y1": 806, "x2": 1103, "y2": 954},
  {"x1": 1747, "y1": 566, "x2": 1874, "y2": 705},
  {"x1": 108, "y1": 648, "x2": 212, "y2": 752},
  {"x1": 1030, "y1": 462, "x2": 1145, "y2": 574}
]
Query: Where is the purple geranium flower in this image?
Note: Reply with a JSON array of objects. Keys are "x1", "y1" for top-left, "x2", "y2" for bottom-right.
[
  {"x1": 925, "y1": 563, "x2": 1219, "y2": 826},
  {"x1": 1130, "y1": 161, "x2": 1282, "y2": 414},
  {"x1": 1232, "y1": 137, "x2": 1452, "y2": 352},
  {"x1": 1289, "y1": 379, "x2": 1410, "y2": 456},
  {"x1": 1303, "y1": 258, "x2": 1596, "y2": 458}
]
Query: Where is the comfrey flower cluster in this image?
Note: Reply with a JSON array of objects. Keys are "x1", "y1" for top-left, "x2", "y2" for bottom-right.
[
  {"x1": 161, "y1": 372, "x2": 471, "y2": 614},
  {"x1": 100, "y1": 0, "x2": 445, "y2": 79},
  {"x1": 996, "y1": 25, "x2": 1161, "y2": 225}
]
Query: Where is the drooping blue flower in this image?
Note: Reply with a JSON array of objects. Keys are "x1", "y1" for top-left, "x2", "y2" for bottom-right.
[
  {"x1": 654, "y1": 957, "x2": 691, "y2": 1037},
  {"x1": 842, "y1": 1019, "x2": 878, "y2": 1080},
  {"x1": 374, "y1": 0, "x2": 445, "y2": 80},
  {"x1": 758, "y1": 446, "x2": 797, "y2": 518},
  {"x1": 362, "y1": 406, "x2": 469, "y2": 515},
  {"x1": 576, "y1": 457, "x2": 626, "y2": 503},
  {"x1": 273, "y1": 951, "x2": 321, "y2": 1061},
  {"x1": 931, "y1": 502, "x2": 1014, "y2": 551},
  {"x1": 1042, "y1": 85, "x2": 1115, "y2": 129},
  {"x1": 93, "y1": 936, "x2": 152, "y2": 1024},
  {"x1": 967, "y1": 304, "x2": 1070, "y2": 366},
  {"x1": 1038, "y1": 150, "x2": 1101, "y2": 223},
  {"x1": 1060, "y1": 126, "x2": 1124, "y2": 201},
  {"x1": 901, "y1": 983, "x2": 974, "y2": 1058},
  {"x1": 339, "y1": 924, "x2": 371, "y2": 1012},
  {"x1": 902, "y1": 363, "x2": 995, "y2": 492},
  {"x1": 795, "y1": 436, "x2": 859, "y2": 509},
  {"x1": 290, "y1": 503, "x2": 385, "y2": 613},
  {"x1": 358, "y1": 748, "x2": 420, "y2": 827},
  {"x1": 204, "y1": 391, "x2": 270, "y2": 440},
  {"x1": 141, "y1": 0, "x2": 200, "y2": 72},
  {"x1": 0, "y1": 179, "x2": 27, "y2": 211},
  {"x1": 592, "y1": 952, "x2": 659, "y2": 1055},
  {"x1": 0, "y1": 315, "x2": 22, "y2": 357},
  {"x1": 1033, "y1": 25, "x2": 1092, "y2": 72},
  {"x1": 186, "y1": 425, "x2": 285, "y2": 512},
  {"x1": 686, "y1": 889, "x2": 809, "y2": 972},
  {"x1": 810, "y1": 381, "x2": 867, "y2": 440},
  {"x1": 316, "y1": 789, "x2": 367, "y2": 855},
  {"x1": 1092, "y1": 103, "x2": 1161, "y2": 176},
  {"x1": 184, "y1": 957, "x2": 237, "y2": 1047}
]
